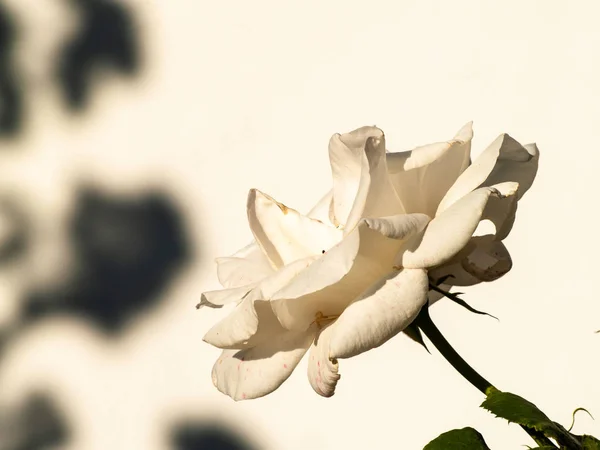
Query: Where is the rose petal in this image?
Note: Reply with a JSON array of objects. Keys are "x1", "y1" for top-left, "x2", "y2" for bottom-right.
[
  {"x1": 479, "y1": 181, "x2": 519, "y2": 240},
  {"x1": 386, "y1": 122, "x2": 473, "y2": 216},
  {"x1": 198, "y1": 284, "x2": 253, "y2": 309},
  {"x1": 216, "y1": 242, "x2": 274, "y2": 289},
  {"x1": 307, "y1": 322, "x2": 340, "y2": 397},
  {"x1": 483, "y1": 143, "x2": 539, "y2": 200},
  {"x1": 203, "y1": 297, "x2": 264, "y2": 349},
  {"x1": 328, "y1": 126, "x2": 383, "y2": 227},
  {"x1": 429, "y1": 261, "x2": 481, "y2": 287},
  {"x1": 212, "y1": 323, "x2": 316, "y2": 401},
  {"x1": 307, "y1": 190, "x2": 334, "y2": 224},
  {"x1": 398, "y1": 184, "x2": 517, "y2": 269},
  {"x1": 437, "y1": 134, "x2": 539, "y2": 215},
  {"x1": 271, "y1": 213, "x2": 429, "y2": 331},
  {"x1": 344, "y1": 134, "x2": 405, "y2": 232},
  {"x1": 363, "y1": 213, "x2": 430, "y2": 239},
  {"x1": 203, "y1": 256, "x2": 318, "y2": 348},
  {"x1": 329, "y1": 268, "x2": 428, "y2": 359},
  {"x1": 460, "y1": 240, "x2": 512, "y2": 282},
  {"x1": 247, "y1": 189, "x2": 342, "y2": 268}
]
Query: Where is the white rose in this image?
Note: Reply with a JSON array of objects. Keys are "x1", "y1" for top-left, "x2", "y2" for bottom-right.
[{"x1": 200, "y1": 123, "x2": 538, "y2": 400}]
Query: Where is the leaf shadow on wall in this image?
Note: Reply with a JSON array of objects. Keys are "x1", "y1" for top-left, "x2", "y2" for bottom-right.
[
  {"x1": 171, "y1": 421, "x2": 258, "y2": 450},
  {"x1": 58, "y1": 0, "x2": 140, "y2": 110},
  {"x1": 0, "y1": 2, "x2": 22, "y2": 138},
  {"x1": 0, "y1": 197, "x2": 29, "y2": 266},
  {"x1": 0, "y1": 0, "x2": 141, "y2": 140},
  {"x1": 23, "y1": 187, "x2": 191, "y2": 334},
  {"x1": 0, "y1": 392, "x2": 70, "y2": 450}
]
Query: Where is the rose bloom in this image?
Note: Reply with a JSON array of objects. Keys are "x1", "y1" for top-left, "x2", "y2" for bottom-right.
[{"x1": 200, "y1": 123, "x2": 538, "y2": 400}]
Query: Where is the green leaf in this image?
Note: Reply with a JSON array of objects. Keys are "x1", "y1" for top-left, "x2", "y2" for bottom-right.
[
  {"x1": 481, "y1": 388, "x2": 584, "y2": 448},
  {"x1": 481, "y1": 388, "x2": 560, "y2": 437},
  {"x1": 423, "y1": 427, "x2": 490, "y2": 450},
  {"x1": 583, "y1": 435, "x2": 600, "y2": 450}
]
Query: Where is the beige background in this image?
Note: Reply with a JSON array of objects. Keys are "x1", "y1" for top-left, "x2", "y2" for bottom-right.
[{"x1": 0, "y1": 0, "x2": 599, "y2": 448}]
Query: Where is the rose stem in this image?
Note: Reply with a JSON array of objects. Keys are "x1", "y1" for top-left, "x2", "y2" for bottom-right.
[{"x1": 414, "y1": 306, "x2": 557, "y2": 448}]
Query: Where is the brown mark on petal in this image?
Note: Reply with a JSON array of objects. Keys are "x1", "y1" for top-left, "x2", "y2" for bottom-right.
[{"x1": 276, "y1": 202, "x2": 290, "y2": 214}]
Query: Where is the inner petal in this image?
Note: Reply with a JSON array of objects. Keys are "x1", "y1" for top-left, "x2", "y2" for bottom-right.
[
  {"x1": 247, "y1": 189, "x2": 343, "y2": 268},
  {"x1": 271, "y1": 213, "x2": 430, "y2": 331},
  {"x1": 386, "y1": 122, "x2": 473, "y2": 217},
  {"x1": 328, "y1": 127, "x2": 383, "y2": 227}
]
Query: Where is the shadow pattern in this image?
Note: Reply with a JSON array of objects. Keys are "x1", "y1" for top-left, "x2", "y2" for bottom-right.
[
  {"x1": 58, "y1": 0, "x2": 140, "y2": 109},
  {"x1": 0, "y1": 2, "x2": 22, "y2": 137},
  {"x1": 0, "y1": 393, "x2": 69, "y2": 450},
  {"x1": 23, "y1": 187, "x2": 190, "y2": 333},
  {"x1": 0, "y1": 196, "x2": 29, "y2": 266},
  {"x1": 171, "y1": 421, "x2": 258, "y2": 450}
]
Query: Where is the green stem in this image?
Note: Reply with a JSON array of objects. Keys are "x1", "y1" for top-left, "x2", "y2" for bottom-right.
[{"x1": 414, "y1": 306, "x2": 557, "y2": 448}]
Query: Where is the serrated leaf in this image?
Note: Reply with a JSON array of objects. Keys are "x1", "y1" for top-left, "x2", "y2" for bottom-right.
[
  {"x1": 481, "y1": 388, "x2": 557, "y2": 433},
  {"x1": 583, "y1": 435, "x2": 600, "y2": 450},
  {"x1": 481, "y1": 388, "x2": 583, "y2": 448},
  {"x1": 423, "y1": 427, "x2": 491, "y2": 450},
  {"x1": 403, "y1": 323, "x2": 430, "y2": 353}
]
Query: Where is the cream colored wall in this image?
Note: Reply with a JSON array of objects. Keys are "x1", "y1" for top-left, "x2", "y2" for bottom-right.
[{"x1": 0, "y1": 1, "x2": 598, "y2": 449}]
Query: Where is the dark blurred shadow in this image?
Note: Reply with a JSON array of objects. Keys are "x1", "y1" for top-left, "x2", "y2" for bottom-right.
[
  {"x1": 0, "y1": 393, "x2": 69, "y2": 450},
  {"x1": 0, "y1": 2, "x2": 23, "y2": 138},
  {"x1": 58, "y1": 0, "x2": 140, "y2": 109},
  {"x1": 23, "y1": 187, "x2": 190, "y2": 334},
  {"x1": 0, "y1": 197, "x2": 29, "y2": 266},
  {"x1": 172, "y1": 422, "x2": 258, "y2": 450}
]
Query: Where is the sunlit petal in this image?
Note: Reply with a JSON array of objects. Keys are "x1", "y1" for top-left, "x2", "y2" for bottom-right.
[{"x1": 247, "y1": 189, "x2": 342, "y2": 268}]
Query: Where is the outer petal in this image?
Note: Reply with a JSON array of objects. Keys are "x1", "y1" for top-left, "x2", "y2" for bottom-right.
[
  {"x1": 484, "y1": 142, "x2": 539, "y2": 200},
  {"x1": 198, "y1": 284, "x2": 253, "y2": 309},
  {"x1": 307, "y1": 323, "x2": 340, "y2": 397},
  {"x1": 203, "y1": 256, "x2": 318, "y2": 348},
  {"x1": 203, "y1": 297, "x2": 265, "y2": 349},
  {"x1": 437, "y1": 134, "x2": 539, "y2": 215},
  {"x1": 247, "y1": 189, "x2": 342, "y2": 268},
  {"x1": 398, "y1": 184, "x2": 518, "y2": 269},
  {"x1": 460, "y1": 240, "x2": 513, "y2": 282},
  {"x1": 479, "y1": 181, "x2": 519, "y2": 240},
  {"x1": 429, "y1": 240, "x2": 512, "y2": 286},
  {"x1": 271, "y1": 213, "x2": 430, "y2": 331},
  {"x1": 329, "y1": 268, "x2": 428, "y2": 359},
  {"x1": 328, "y1": 126, "x2": 383, "y2": 227},
  {"x1": 211, "y1": 324, "x2": 316, "y2": 401},
  {"x1": 216, "y1": 242, "x2": 274, "y2": 289},
  {"x1": 344, "y1": 135, "x2": 405, "y2": 232},
  {"x1": 386, "y1": 122, "x2": 473, "y2": 216}
]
